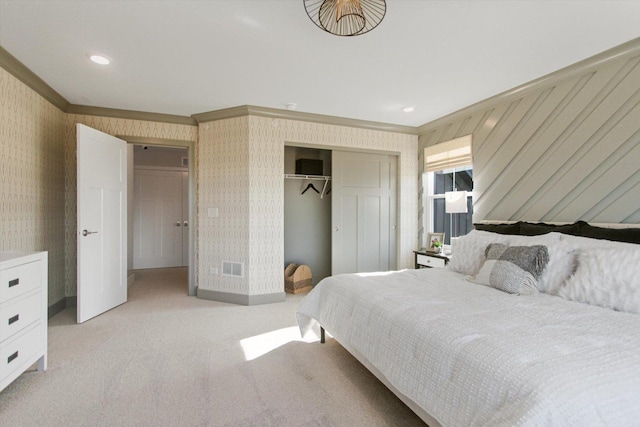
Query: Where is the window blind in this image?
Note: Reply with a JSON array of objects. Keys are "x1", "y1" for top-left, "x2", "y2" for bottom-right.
[{"x1": 424, "y1": 134, "x2": 472, "y2": 172}]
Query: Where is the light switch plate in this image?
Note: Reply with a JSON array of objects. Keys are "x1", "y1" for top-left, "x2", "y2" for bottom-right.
[{"x1": 208, "y1": 207, "x2": 219, "y2": 218}]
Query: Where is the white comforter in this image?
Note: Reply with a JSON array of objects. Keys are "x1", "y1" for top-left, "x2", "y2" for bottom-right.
[{"x1": 296, "y1": 268, "x2": 640, "y2": 427}]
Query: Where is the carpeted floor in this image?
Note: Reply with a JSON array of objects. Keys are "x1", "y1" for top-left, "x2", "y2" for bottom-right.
[{"x1": 0, "y1": 268, "x2": 425, "y2": 426}]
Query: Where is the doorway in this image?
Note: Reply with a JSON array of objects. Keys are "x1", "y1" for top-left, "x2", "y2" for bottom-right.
[
  {"x1": 132, "y1": 146, "x2": 189, "y2": 269},
  {"x1": 122, "y1": 137, "x2": 195, "y2": 296}
]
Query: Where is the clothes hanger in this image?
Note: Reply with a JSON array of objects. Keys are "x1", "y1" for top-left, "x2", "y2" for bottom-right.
[{"x1": 301, "y1": 182, "x2": 320, "y2": 195}]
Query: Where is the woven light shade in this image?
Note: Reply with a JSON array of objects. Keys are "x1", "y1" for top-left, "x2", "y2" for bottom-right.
[{"x1": 304, "y1": 0, "x2": 386, "y2": 36}]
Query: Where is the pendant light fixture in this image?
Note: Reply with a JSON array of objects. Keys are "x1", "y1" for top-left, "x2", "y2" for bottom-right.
[{"x1": 304, "y1": 0, "x2": 386, "y2": 37}]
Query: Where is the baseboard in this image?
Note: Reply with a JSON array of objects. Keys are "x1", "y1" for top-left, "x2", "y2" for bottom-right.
[
  {"x1": 48, "y1": 297, "x2": 67, "y2": 318},
  {"x1": 128, "y1": 271, "x2": 136, "y2": 288},
  {"x1": 197, "y1": 289, "x2": 286, "y2": 306},
  {"x1": 66, "y1": 296, "x2": 77, "y2": 307}
]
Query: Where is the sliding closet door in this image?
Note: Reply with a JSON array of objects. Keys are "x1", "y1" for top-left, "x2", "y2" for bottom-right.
[{"x1": 332, "y1": 151, "x2": 397, "y2": 274}]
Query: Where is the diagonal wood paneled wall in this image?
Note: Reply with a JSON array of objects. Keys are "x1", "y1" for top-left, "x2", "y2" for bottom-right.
[{"x1": 418, "y1": 38, "x2": 640, "y2": 241}]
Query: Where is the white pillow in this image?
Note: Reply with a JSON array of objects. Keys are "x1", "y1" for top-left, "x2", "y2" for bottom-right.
[
  {"x1": 448, "y1": 230, "x2": 564, "y2": 276},
  {"x1": 504, "y1": 231, "x2": 563, "y2": 247},
  {"x1": 448, "y1": 230, "x2": 510, "y2": 276},
  {"x1": 536, "y1": 239, "x2": 578, "y2": 294},
  {"x1": 560, "y1": 234, "x2": 639, "y2": 251},
  {"x1": 558, "y1": 246, "x2": 640, "y2": 314}
]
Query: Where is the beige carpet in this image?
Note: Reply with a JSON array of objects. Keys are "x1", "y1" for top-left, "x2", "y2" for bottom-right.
[{"x1": 0, "y1": 268, "x2": 425, "y2": 426}]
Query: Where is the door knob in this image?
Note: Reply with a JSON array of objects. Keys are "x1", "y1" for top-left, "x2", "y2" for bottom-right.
[
  {"x1": 82, "y1": 230, "x2": 98, "y2": 236},
  {"x1": 183, "y1": 221, "x2": 188, "y2": 227},
  {"x1": 176, "y1": 221, "x2": 182, "y2": 227}
]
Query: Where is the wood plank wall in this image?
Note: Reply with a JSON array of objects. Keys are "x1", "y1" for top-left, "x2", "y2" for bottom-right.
[{"x1": 418, "y1": 38, "x2": 640, "y2": 242}]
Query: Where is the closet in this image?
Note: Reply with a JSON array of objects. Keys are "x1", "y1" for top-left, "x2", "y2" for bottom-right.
[
  {"x1": 284, "y1": 146, "x2": 399, "y2": 286},
  {"x1": 284, "y1": 146, "x2": 332, "y2": 285}
]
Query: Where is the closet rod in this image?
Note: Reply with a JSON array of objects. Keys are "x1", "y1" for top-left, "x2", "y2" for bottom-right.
[{"x1": 284, "y1": 174, "x2": 331, "y2": 181}]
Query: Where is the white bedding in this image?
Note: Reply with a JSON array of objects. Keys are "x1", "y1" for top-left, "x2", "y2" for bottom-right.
[{"x1": 296, "y1": 268, "x2": 640, "y2": 426}]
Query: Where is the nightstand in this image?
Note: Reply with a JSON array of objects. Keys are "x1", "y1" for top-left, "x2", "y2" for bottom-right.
[{"x1": 413, "y1": 250, "x2": 451, "y2": 269}]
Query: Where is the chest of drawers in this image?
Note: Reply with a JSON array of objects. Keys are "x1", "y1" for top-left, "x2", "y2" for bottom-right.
[{"x1": 0, "y1": 251, "x2": 48, "y2": 392}]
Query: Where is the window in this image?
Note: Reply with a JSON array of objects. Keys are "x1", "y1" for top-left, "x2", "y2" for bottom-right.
[
  {"x1": 423, "y1": 135, "x2": 473, "y2": 246},
  {"x1": 427, "y1": 167, "x2": 473, "y2": 245}
]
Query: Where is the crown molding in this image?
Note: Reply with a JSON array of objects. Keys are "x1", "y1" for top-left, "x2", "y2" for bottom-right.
[
  {"x1": 417, "y1": 37, "x2": 640, "y2": 134},
  {"x1": 116, "y1": 136, "x2": 194, "y2": 147},
  {"x1": 192, "y1": 105, "x2": 419, "y2": 135},
  {"x1": 0, "y1": 45, "x2": 196, "y2": 126},
  {"x1": 191, "y1": 105, "x2": 251, "y2": 123},
  {"x1": 67, "y1": 104, "x2": 197, "y2": 126},
  {"x1": 0, "y1": 45, "x2": 69, "y2": 111}
]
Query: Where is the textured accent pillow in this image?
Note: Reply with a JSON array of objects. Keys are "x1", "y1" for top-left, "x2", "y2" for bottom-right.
[
  {"x1": 448, "y1": 230, "x2": 511, "y2": 276},
  {"x1": 560, "y1": 233, "x2": 640, "y2": 251},
  {"x1": 558, "y1": 247, "x2": 640, "y2": 314},
  {"x1": 471, "y1": 244, "x2": 549, "y2": 295},
  {"x1": 448, "y1": 230, "x2": 561, "y2": 277},
  {"x1": 536, "y1": 239, "x2": 578, "y2": 294}
]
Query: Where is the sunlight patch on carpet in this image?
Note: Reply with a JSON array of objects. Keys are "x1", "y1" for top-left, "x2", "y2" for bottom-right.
[{"x1": 240, "y1": 326, "x2": 319, "y2": 361}]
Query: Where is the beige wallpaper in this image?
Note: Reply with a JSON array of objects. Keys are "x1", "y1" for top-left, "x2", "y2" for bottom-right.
[
  {"x1": 3, "y1": 58, "x2": 417, "y2": 304},
  {"x1": 0, "y1": 68, "x2": 66, "y2": 306},
  {"x1": 197, "y1": 115, "x2": 418, "y2": 297},
  {"x1": 419, "y1": 43, "x2": 640, "y2": 239},
  {"x1": 64, "y1": 114, "x2": 198, "y2": 296},
  {"x1": 197, "y1": 117, "x2": 251, "y2": 295}
]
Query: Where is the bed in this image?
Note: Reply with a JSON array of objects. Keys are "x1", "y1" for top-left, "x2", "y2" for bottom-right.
[{"x1": 296, "y1": 222, "x2": 640, "y2": 426}]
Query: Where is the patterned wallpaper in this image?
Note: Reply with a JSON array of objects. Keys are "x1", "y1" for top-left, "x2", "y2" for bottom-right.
[
  {"x1": 197, "y1": 115, "x2": 418, "y2": 296},
  {"x1": 2, "y1": 62, "x2": 417, "y2": 303},
  {"x1": 197, "y1": 117, "x2": 251, "y2": 295},
  {"x1": 0, "y1": 68, "x2": 66, "y2": 306},
  {"x1": 64, "y1": 114, "x2": 198, "y2": 296}
]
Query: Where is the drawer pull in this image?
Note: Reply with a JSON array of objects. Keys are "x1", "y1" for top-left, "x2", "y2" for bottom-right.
[
  {"x1": 8, "y1": 314, "x2": 20, "y2": 325},
  {"x1": 9, "y1": 278, "x2": 20, "y2": 288},
  {"x1": 8, "y1": 351, "x2": 18, "y2": 364}
]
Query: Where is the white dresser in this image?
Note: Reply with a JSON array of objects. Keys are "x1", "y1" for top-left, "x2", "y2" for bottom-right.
[{"x1": 0, "y1": 251, "x2": 48, "y2": 392}]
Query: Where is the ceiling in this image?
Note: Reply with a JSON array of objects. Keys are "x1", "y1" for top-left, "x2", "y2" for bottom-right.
[{"x1": 1, "y1": 0, "x2": 639, "y2": 127}]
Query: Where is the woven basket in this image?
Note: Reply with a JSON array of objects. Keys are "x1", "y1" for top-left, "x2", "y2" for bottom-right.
[{"x1": 284, "y1": 263, "x2": 312, "y2": 294}]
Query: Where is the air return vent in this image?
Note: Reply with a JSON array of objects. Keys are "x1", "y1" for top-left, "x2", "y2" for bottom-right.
[{"x1": 222, "y1": 261, "x2": 244, "y2": 278}]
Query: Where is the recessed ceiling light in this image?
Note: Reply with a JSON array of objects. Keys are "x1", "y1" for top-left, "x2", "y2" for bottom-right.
[
  {"x1": 88, "y1": 53, "x2": 111, "y2": 65},
  {"x1": 402, "y1": 106, "x2": 415, "y2": 113},
  {"x1": 285, "y1": 103, "x2": 297, "y2": 111}
]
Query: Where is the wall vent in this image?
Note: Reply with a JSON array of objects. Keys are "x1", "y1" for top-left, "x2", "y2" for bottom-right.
[{"x1": 222, "y1": 261, "x2": 244, "y2": 278}]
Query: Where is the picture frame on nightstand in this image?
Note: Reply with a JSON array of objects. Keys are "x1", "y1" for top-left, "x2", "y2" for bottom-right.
[{"x1": 426, "y1": 232, "x2": 445, "y2": 253}]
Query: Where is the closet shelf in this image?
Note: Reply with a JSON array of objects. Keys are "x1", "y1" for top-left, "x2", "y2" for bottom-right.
[
  {"x1": 284, "y1": 174, "x2": 331, "y2": 180},
  {"x1": 285, "y1": 174, "x2": 331, "y2": 198}
]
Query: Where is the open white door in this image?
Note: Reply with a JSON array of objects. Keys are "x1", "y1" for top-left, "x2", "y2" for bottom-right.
[{"x1": 77, "y1": 124, "x2": 127, "y2": 323}]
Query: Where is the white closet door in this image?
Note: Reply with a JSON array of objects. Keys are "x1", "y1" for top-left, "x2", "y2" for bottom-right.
[
  {"x1": 332, "y1": 151, "x2": 397, "y2": 274},
  {"x1": 133, "y1": 169, "x2": 184, "y2": 269}
]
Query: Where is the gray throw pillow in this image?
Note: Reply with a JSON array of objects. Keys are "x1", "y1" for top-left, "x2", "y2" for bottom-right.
[{"x1": 472, "y1": 243, "x2": 549, "y2": 295}]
